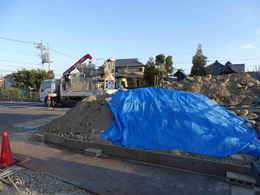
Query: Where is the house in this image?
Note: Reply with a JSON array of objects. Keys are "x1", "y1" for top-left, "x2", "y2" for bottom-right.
[
  {"x1": 247, "y1": 72, "x2": 260, "y2": 81},
  {"x1": 225, "y1": 61, "x2": 245, "y2": 73},
  {"x1": 206, "y1": 60, "x2": 245, "y2": 75},
  {"x1": 206, "y1": 60, "x2": 225, "y2": 75},
  {"x1": 3, "y1": 74, "x2": 16, "y2": 89},
  {"x1": 0, "y1": 76, "x2": 4, "y2": 89},
  {"x1": 114, "y1": 58, "x2": 145, "y2": 88}
]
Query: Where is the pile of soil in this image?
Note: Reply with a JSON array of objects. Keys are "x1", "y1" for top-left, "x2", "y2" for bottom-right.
[
  {"x1": 39, "y1": 89, "x2": 259, "y2": 166},
  {"x1": 169, "y1": 73, "x2": 260, "y2": 106},
  {"x1": 40, "y1": 95, "x2": 113, "y2": 144}
]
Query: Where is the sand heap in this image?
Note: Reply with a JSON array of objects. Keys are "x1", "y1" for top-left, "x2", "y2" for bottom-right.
[
  {"x1": 169, "y1": 73, "x2": 260, "y2": 106},
  {"x1": 40, "y1": 95, "x2": 113, "y2": 144}
]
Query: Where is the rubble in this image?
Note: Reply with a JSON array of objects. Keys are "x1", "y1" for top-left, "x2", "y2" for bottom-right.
[
  {"x1": 169, "y1": 73, "x2": 260, "y2": 131},
  {"x1": 169, "y1": 73, "x2": 260, "y2": 106},
  {"x1": 247, "y1": 113, "x2": 258, "y2": 120}
]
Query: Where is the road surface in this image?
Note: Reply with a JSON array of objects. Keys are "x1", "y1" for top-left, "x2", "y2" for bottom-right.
[{"x1": 0, "y1": 101, "x2": 69, "y2": 134}]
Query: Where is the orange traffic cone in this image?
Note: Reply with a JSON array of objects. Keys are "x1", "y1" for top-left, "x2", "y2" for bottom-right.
[{"x1": 0, "y1": 131, "x2": 15, "y2": 167}]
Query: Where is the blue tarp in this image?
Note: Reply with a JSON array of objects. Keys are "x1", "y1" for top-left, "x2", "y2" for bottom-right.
[{"x1": 101, "y1": 88, "x2": 260, "y2": 157}]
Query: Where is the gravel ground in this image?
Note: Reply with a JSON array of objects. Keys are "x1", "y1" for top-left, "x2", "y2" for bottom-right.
[{"x1": 0, "y1": 168, "x2": 92, "y2": 195}]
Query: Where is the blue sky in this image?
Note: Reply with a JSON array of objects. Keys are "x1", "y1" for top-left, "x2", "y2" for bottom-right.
[{"x1": 0, "y1": 0, "x2": 260, "y2": 76}]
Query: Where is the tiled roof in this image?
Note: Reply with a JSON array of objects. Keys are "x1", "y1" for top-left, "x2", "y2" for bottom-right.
[
  {"x1": 228, "y1": 64, "x2": 245, "y2": 73},
  {"x1": 206, "y1": 60, "x2": 225, "y2": 75},
  {"x1": 115, "y1": 58, "x2": 144, "y2": 67},
  {"x1": 206, "y1": 60, "x2": 245, "y2": 75}
]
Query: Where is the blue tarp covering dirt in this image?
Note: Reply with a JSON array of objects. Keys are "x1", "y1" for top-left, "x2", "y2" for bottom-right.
[{"x1": 101, "y1": 88, "x2": 260, "y2": 157}]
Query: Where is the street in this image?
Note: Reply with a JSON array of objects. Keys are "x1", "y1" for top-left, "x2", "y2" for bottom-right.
[{"x1": 0, "y1": 102, "x2": 69, "y2": 133}]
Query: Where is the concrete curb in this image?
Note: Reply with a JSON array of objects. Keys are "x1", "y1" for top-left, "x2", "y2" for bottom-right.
[{"x1": 38, "y1": 133, "x2": 253, "y2": 179}]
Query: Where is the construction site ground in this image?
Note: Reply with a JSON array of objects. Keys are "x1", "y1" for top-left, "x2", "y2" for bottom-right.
[{"x1": 0, "y1": 102, "x2": 258, "y2": 194}]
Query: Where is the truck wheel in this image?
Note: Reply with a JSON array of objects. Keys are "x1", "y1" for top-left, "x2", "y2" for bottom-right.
[
  {"x1": 47, "y1": 96, "x2": 55, "y2": 107},
  {"x1": 47, "y1": 98, "x2": 52, "y2": 107}
]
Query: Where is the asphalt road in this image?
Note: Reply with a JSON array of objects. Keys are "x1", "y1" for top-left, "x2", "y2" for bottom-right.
[{"x1": 0, "y1": 101, "x2": 69, "y2": 134}]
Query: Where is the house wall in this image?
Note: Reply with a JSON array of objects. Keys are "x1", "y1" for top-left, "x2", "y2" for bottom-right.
[
  {"x1": 4, "y1": 78, "x2": 16, "y2": 89},
  {"x1": 0, "y1": 80, "x2": 4, "y2": 89},
  {"x1": 126, "y1": 78, "x2": 145, "y2": 89},
  {"x1": 116, "y1": 66, "x2": 144, "y2": 74},
  {"x1": 115, "y1": 66, "x2": 145, "y2": 89}
]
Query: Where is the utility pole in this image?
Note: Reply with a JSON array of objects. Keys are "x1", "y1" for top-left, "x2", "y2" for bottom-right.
[{"x1": 35, "y1": 41, "x2": 52, "y2": 71}]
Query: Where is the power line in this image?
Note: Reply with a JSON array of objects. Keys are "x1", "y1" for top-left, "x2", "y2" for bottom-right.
[
  {"x1": 0, "y1": 52, "x2": 38, "y2": 58},
  {"x1": 0, "y1": 36, "x2": 74, "y2": 60},
  {"x1": 0, "y1": 59, "x2": 38, "y2": 65},
  {"x1": 0, "y1": 36, "x2": 35, "y2": 45},
  {"x1": 49, "y1": 48, "x2": 74, "y2": 59}
]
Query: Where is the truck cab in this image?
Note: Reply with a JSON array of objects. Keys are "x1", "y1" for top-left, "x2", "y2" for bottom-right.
[{"x1": 39, "y1": 79, "x2": 60, "y2": 103}]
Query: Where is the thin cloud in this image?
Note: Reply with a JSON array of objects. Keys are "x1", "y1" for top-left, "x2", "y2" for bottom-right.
[{"x1": 241, "y1": 43, "x2": 256, "y2": 49}]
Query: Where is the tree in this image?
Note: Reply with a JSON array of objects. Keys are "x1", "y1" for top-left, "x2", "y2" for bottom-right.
[
  {"x1": 144, "y1": 54, "x2": 174, "y2": 86},
  {"x1": 155, "y1": 54, "x2": 174, "y2": 75},
  {"x1": 144, "y1": 65, "x2": 163, "y2": 87},
  {"x1": 190, "y1": 44, "x2": 207, "y2": 76},
  {"x1": 155, "y1": 54, "x2": 165, "y2": 65},
  {"x1": 33, "y1": 69, "x2": 54, "y2": 90},
  {"x1": 146, "y1": 57, "x2": 155, "y2": 66},
  {"x1": 165, "y1": 56, "x2": 173, "y2": 74},
  {"x1": 144, "y1": 57, "x2": 163, "y2": 87},
  {"x1": 13, "y1": 69, "x2": 54, "y2": 91}
]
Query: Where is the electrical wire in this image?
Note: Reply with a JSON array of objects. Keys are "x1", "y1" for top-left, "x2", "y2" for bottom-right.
[
  {"x1": 0, "y1": 59, "x2": 38, "y2": 65},
  {"x1": 49, "y1": 48, "x2": 74, "y2": 59},
  {"x1": 0, "y1": 36, "x2": 35, "y2": 45},
  {"x1": 1, "y1": 36, "x2": 259, "y2": 68},
  {"x1": 0, "y1": 36, "x2": 74, "y2": 59}
]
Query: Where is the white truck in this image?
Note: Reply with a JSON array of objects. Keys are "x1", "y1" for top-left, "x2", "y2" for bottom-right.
[{"x1": 39, "y1": 54, "x2": 119, "y2": 107}]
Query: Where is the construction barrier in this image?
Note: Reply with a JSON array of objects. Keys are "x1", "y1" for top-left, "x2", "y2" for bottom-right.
[{"x1": 0, "y1": 131, "x2": 15, "y2": 167}]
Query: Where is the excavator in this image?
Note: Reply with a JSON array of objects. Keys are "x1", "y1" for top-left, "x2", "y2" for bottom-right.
[{"x1": 39, "y1": 53, "x2": 117, "y2": 107}]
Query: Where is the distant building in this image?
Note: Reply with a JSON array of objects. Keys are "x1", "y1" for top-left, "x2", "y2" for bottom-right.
[
  {"x1": 206, "y1": 60, "x2": 225, "y2": 75},
  {"x1": 247, "y1": 72, "x2": 260, "y2": 81},
  {"x1": 114, "y1": 58, "x2": 145, "y2": 88},
  {"x1": 206, "y1": 60, "x2": 245, "y2": 75},
  {"x1": 3, "y1": 74, "x2": 16, "y2": 89},
  {"x1": 225, "y1": 61, "x2": 245, "y2": 73},
  {"x1": 0, "y1": 76, "x2": 4, "y2": 89}
]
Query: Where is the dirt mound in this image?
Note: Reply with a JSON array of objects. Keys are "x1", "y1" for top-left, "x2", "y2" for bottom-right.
[
  {"x1": 169, "y1": 73, "x2": 260, "y2": 106},
  {"x1": 40, "y1": 95, "x2": 113, "y2": 144},
  {"x1": 39, "y1": 89, "x2": 259, "y2": 165}
]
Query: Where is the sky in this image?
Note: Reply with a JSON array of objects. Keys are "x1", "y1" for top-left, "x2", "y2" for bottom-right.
[{"x1": 0, "y1": 0, "x2": 260, "y2": 77}]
